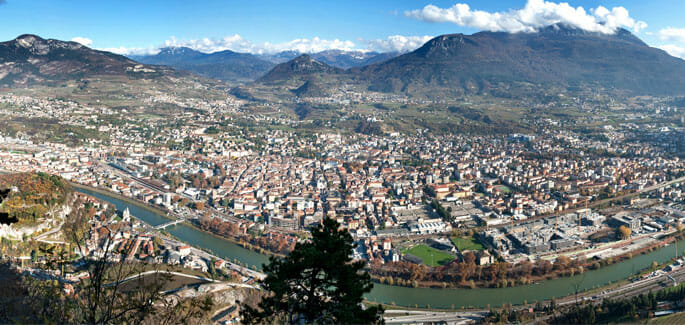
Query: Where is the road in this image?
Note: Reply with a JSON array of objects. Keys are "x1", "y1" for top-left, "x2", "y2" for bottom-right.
[
  {"x1": 160, "y1": 237, "x2": 265, "y2": 281},
  {"x1": 114, "y1": 270, "x2": 220, "y2": 285},
  {"x1": 35, "y1": 223, "x2": 66, "y2": 244},
  {"x1": 229, "y1": 165, "x2": 248, "y2": 193},
  {"x1": 384, "y1": 310, "x2": 487, "y2": 324},
  {"x1": 527, "y1": 265, "x2": 685, "y2": 324}
]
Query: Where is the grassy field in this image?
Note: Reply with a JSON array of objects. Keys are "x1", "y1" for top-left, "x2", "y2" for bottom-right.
[
  {"x1": 451, "y1": 236, "x2": 485, "y2": 251},
  {"x1": 402, "y1": 244, "x2": 455, "y2": 267},
  {"x1": 495, "y1": 185, "x2": 512, "y2": 193}
]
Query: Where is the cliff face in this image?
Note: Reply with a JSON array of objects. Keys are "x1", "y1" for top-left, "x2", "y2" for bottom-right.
[{"x1": 0, "y1": 203, "x2": 71, "y2": 240}]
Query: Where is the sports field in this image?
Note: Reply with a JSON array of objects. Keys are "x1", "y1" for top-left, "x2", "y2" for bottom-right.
[
  {"x1": 402, "y1": 244, "x2": 455, "y2": 267},
  {"x1": 451, "y1": 235, "x2": 485, "y2": 251}
]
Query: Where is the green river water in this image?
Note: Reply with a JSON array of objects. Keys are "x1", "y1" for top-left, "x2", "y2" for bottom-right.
[{"x1": 77, "y1": 187, "x2": 684, "y2": 309}]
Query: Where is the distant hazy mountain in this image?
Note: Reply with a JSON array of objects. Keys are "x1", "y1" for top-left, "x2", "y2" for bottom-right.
[
  {"x1": 355, "y1": 25, "x2": 685, "y2": 96},
  {"x1": 258, "y1": 54, "x2": 345, "y2": 84},
  {"x1": 258, "y1": 51, "x2": 300, "y2": 64},
  {"x1": 131, "y1": 47, "x2": 275, "y2": 83},
  {"x1": 130, "y1": 47, "x2": 401, "y2": 83},
  {"x1": 0, "y1": 34, "x2": 173, "y2": 86},
  {"x1": 259, "y1": 50, "x2": 400, "y2": 68}
]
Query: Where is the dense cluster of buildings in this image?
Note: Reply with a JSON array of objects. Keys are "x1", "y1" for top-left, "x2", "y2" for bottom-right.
[{"x1": 1, "y1": 91, "x2": 684, "y2": 268}]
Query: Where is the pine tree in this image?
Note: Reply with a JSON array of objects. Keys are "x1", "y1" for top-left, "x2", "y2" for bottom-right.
[{"x1": 241, "y1": 218, "x2": 384, "y2": 324}]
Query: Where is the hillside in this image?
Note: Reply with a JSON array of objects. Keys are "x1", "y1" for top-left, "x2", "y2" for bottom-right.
[
  {"x1": 291, "y1": 79, "x2": 330, "y2": 97},
  {"x1": 255, "y1": 25, "x2": 685, "y2": 98},
  {"x1": 257, "y1": 54, "x2": 345, "y2": 84},
  {"x1": 131, "y1": 47, "x2": 275, "y2": 83},
  {"x1": 0, "y1": 34, "x2": 177, "y2": 86},
  {"x1": 0, "y1": 173, "x2": 70, "y2": 229},
  {"x1": 355, "y1": 25, "x2": 685, "y2": 97},
  {"x1": 131, "y1": 48, "x2": 398, "y2": 83}
]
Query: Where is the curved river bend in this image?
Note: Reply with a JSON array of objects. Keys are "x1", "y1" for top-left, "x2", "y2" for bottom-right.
[{"x1": 78, "y1": 188, "x2": 684, "y2": 309}]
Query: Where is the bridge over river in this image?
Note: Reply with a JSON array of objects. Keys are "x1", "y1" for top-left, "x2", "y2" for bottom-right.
[{"x1": 154, "y1": 218, "x2": 185, "y2": 229}]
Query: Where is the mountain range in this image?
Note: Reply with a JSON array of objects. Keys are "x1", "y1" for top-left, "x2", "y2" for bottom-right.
[
  {"x1": 259, "y1": 49, "x2": 400, "y2": 68},
  {"x1": 131, "y1": 48, "x2": 399, "y2": 83},
  {"x1": 257, "y1": 24, "x2": 685, "y2": 98},
  {"x1": 130, "y1": 47, "x2": 274, "y2": 82},
  {"x1": 352, "y1": 25, "x2": 685, "y2": 97},
  {"x1": 0, "y1": 34, "x2": 176, "y2": 87},
  {"x1": 3, "y1": 26, "x2": 685, "y2": 98}
]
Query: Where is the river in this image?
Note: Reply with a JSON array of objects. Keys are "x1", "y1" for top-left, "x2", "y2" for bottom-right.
[{"x1": 77, "y1": 187, "x2": 685, "y2": 309}]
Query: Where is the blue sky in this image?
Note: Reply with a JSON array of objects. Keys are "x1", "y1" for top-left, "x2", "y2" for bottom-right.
[{"x1": 1, "y1": 0, "x2": 685, "y2": 58}]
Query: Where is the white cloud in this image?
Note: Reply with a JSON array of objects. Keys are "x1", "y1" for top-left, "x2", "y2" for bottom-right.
[
  {"x1": 659, "y1": 44, "x2": 685, "y2": 60},
  {"x1": 366, "y1": 35, "x2": 433, "y2": 52},
  {"x1": 160, "y1": 34, "x2": 357, "y2": 54},
  {"x1": 71, "y1": 36, "x2": 93, "y2": 47},
  {"x1": 99, "y1": 46, "x2": 158, "y2": 56},
  {"x1": 406, "y1": 0, "x2": 647, "y2": 34},
  {"x1": 659, "y1": 27, "x2": 685, "y2": 43},
  {"x1": 100, "y1": 34, "x2": 433, "y2": 56}
]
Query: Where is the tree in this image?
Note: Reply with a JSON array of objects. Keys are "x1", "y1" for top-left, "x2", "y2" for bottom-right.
[
  {"x1": 241, "y1": 218, "x2": 384, "y2": 324},
  {"x1": 554, "y1": 256, "x2": 571, "y2": 271},
  {"x1": 618, "y1": 225, "x2": 632, "y2": 239}
]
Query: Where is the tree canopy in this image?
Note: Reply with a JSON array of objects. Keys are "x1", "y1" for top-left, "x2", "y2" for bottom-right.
[
  {"x1": 241, "y1": 218, "x2": 384, "y2": 324},
  {"x1": 618, "y1": 225, "x2": 632, "y2": 239}
]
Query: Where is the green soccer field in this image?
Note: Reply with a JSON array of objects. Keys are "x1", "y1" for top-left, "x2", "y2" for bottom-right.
[
  {"x1": 450, "y1": 236, "x2": 485, "y2": 251},
  {"x1": 402, "y1": 244, "x2": 455, "y2": 267}
]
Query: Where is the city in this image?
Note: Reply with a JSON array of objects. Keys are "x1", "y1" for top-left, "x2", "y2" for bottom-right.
[{"x1": 1, "y1": 0, "x2": 685, "y2": 324}]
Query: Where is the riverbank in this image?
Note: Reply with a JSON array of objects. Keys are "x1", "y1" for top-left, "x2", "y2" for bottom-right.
[
  {"x1": 368, "y1": 232, "x2": 680, "y2": 291},
  {"x1": 73, "y1": 184, "x2": 685, "y2": 309},
  {"x1": 69, "y1": 182, "x2": 171, "y2": 217},
  {"x1": 91, "y1": 181, "x2": 677, "y2": 292},
  {"x1": 185, "y1": 219, "x2": 285, "y2": 261},
  {"x1": 72, "y1": 185, "x2": 267, "y2": 278},
  {"x1": 70, "y1": 182, "x2": 290, "y2": 261},
  {"x1": 68, "y1": 181, "x2": 671, "y2": 292}
]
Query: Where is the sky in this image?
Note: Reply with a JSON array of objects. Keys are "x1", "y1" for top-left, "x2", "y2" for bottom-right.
[{"x1": 1, "y1": 0, "x2": 685, "y2": 59}]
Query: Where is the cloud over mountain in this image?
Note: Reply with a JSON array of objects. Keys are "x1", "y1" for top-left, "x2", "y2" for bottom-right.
[
  {"x1": 100, "y1": 34, "x2": 434, "y2": 56},
  {"x1": 659, "y1": 44, "x2": 685, "y2": 60},
  {"x1": 406, "y1": 0, "x2": 647, "y2": 34},
  {"x1": 161, "y1": 35, "x2": 357, "y2": 54},
  {"x1": 366, "y1": 35, "x2": 433, "y2": 53},
  {"x1": 71, "y1": 37, "x2": 92, "y2": 47}
]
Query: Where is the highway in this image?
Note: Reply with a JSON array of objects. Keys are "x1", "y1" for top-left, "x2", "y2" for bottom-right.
[{"x1": 384, "y1": 309, "x2": 488, "y2": 324}]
